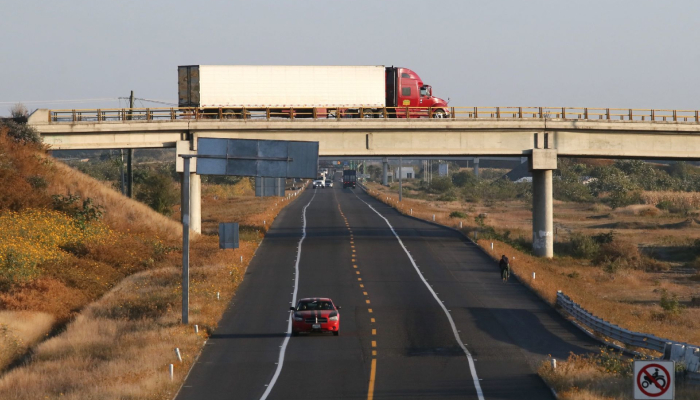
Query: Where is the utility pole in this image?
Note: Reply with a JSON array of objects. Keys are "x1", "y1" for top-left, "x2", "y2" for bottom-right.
[{"x1": 126, "y1": 91, "x2": 134, "y2": 198}]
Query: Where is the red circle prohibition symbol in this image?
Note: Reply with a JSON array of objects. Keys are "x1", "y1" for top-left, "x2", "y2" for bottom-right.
[{"x1": 637, "y1": 363, "x2": 671, "y2": 397}]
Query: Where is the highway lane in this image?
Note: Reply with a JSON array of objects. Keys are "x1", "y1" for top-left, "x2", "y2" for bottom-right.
[
  {"x1": 176, "y1": 180, "x2": 600, "y2": 400},
  {"x1": 342, "y1": 186, "x2": 600, "y2": 399}
]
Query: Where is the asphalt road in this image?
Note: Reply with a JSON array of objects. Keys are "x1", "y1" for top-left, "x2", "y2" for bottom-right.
[{"x1": 175, "y1": 180, "x2": 600, "y2": 400}]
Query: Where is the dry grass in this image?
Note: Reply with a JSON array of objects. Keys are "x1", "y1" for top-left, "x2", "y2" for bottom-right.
[
  {"x1": 539, "y1": 352, "x2": 698, "y2": 400},
  {"x1": 0, "y1": 311, "x2": 54, "y2": 371},
  {"x1": 0, "y1": 185, "x2": 306, "y2": 399},
  {"x1": 48, "y1": 162, "x2": 181, "y2": 240},
  {"x1": 0, "y1": 129, "x2": 308, "y2": 397},
  {"x1": 641, "y1": 191, "x2": 700, "y2": 209}
]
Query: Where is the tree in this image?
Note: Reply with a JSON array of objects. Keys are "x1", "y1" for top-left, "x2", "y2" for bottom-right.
[
  {"x1": 136, "y1": 173, "x2": 179, "y2": 215},
  {"x1": 9, "y1": 103, "x2": 28, "y2": 119},
  {"x1": 452, "y1": 170, "x2": 477, "y2": 187}
]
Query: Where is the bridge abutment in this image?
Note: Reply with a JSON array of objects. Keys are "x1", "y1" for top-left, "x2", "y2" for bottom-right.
[{"x1": 530, "y1": 149, "x2": 557, "y2": 258}]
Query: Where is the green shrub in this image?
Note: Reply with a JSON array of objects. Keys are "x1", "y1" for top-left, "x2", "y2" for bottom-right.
[
  {"x1": 52, "y1": 194, "x2": 105, "y2": 229},
  {"x1": 452, "y1": 171, "x2": 477, "y2": 188},
  {"x1": 570, "y1": 233, "x2": 600, "y2": 259},
  {"x1": 429, "y1": 176, "x2": 453, "y2": 193},
  {"x1": 449, "y1": 211, "x2": 468, "y2": 218},
  {"x1": 659, "y1": 289, "x2": 684, "y2": 315},
  {"x1": 592, "y1": 231, "x2": 615, "y2": 244},
  {"x1": 0, "y1": 120, "x2": 41, "y2": 144},
  {"x1": 136, "y1": 173, "x2": 179, "y2": 216},
  {"x1": 594, "y1": 240, "x2": 642, "y2": 269}
]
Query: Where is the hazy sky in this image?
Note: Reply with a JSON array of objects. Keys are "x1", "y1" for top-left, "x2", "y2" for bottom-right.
[{"x1": 2, "y1": 0, "x2": 698, "y2": 114}]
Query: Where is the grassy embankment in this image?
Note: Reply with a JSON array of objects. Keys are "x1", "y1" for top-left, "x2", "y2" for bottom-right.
[
  {"x1": 0, "y1": 125, "x2": 303, "y2": 399},
  {"x1": 363, "y1": 180, "x2": 699, "y2": 399}
]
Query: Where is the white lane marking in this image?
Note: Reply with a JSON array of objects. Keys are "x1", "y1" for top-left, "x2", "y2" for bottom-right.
[
  {"x1": 259, "y1": 192, "x2": 316, "y2": 400},
  {"x1": 353, "y1": 190, "x2": 486, "y2": 400}
]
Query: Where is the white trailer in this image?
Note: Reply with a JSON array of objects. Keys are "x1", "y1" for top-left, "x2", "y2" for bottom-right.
[{"x1": 178, "y1": 65, "x2": 386, "y2": 109}]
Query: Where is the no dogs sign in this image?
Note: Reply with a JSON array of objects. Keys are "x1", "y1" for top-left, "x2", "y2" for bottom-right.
[{"x1": 634, "y1": 360, "x2": 674, "y2": 399}]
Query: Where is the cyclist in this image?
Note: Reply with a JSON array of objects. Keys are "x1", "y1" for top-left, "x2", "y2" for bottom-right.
[{"x1": 499, "y1": 255, "x2": 510, "y2": 282}]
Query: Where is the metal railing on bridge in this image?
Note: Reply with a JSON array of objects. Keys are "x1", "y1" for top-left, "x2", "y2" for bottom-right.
[{"x1": 46, "y1": 106, "x2": 700, "y2": 124}]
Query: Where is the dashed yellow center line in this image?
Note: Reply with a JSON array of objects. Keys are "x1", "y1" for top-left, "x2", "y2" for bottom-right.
[
  {"x1": 372, "y1": 350, "x2": 377, "y2": 356},
  {"x1": 351, "y1": 245, "x2": 355, "y2": 249},
  {"x1": 371, "y1": 340, "x2": 376, "y2": 347},
  {"x1": 368, "y1": 308, "x2": 372, "y2": 313},
  {"x1": 358, "y1": 278, "x2": 362, "y2": 281},
  {"x1": 365, "y1": 299, "x2": 371, "y2": 304},
  {"x1": 356, "y1": 271, "x2": 360, "y2": 275},
  {"x1": 354, "y1": 265, "x2": 358, "y2": 269},
  {"x1": 360, "y1": 284, "x2": 364, "y2": 288},
  {"x1": 363, "y1": 291, "x2": 368, "y2": 296},
  {"x1": 371, "y1": 318, "x2": 375, "y2": 323},
  {"x1": 351, "y1": 241, "x2": 354, "y2": 244},
  {"x1": 372, "y1": 329, "x2": 376, "y2": 335}
]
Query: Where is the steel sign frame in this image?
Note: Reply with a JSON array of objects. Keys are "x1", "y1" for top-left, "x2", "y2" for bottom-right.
[
  {"x1": 178, "y1": 138, "x2": 318, "y2": 325},
  {"x1": 633, "y1": 360, "x2": 674, "y2": 399},
  {"x1": 197, "y1": 138, "x2": 319, "y2": 179}
]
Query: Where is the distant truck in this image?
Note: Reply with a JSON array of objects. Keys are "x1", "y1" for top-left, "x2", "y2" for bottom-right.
[
  {"x1": 178, "y1": 65, "x2": 448, "y2": 119},
  {"x1": 343, "y1": 170, "x2": 357, "y2": 189}
]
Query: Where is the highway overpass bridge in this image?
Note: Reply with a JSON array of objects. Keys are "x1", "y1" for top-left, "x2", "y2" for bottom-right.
[{"x1": 28, "y1": 106, "x2": 700, "y2": 258}]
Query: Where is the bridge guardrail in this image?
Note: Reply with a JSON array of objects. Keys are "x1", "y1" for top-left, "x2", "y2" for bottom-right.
[
  {"x1": 556, "y1": 291, "x2": 700, "y2": 381},
  {"x1": 44, "y1": 106, "x2": 700, "y2": 124}
]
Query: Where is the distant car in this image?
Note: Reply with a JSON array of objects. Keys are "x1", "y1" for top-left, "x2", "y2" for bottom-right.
[
  {"x1": 312, "y1": 179, "x2": 325, "y2": 189},
  {"x1": 290, "y1": 298, "x2": 340, "y2": 336},
  {"x1": 325, "y1": 179, "x2": 333, "y2": 188}
]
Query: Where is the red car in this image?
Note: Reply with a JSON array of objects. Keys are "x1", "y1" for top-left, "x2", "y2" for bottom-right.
[{"x1": 290, "y1": 298, "x2": 340, "y2": 336}]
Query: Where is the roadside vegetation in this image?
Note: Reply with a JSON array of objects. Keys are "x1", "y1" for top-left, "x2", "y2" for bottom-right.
[
  {"x1": 0, "y1": 120, "x2": 303, "y2": 398},
  {"x1": 365, "y1": 158, "x2": 700, "y2": 398}
]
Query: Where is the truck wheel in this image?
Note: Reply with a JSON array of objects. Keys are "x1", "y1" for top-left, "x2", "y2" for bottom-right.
[
  {"x1": 362, "y1": 110, "x2": 374, "y2": 118},
  {"x1": 432, "y1": 110, "x2": 447, "y2": 118}
]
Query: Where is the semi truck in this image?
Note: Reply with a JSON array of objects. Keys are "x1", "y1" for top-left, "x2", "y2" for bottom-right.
[
  {"x1": 178, "y1": 65, "x2": 449, "y2": 119},
  {"x1": 343, "y1": 170, "x2": 357, "y2": 189}
]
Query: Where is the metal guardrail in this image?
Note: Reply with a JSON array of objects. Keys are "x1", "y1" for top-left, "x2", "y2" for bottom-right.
[
  {"x1": 45, "y1": 106, "x2": 700, "y2": 124},
  {"x1": 556, "y1": 291, "x2": 700, "y2": 381}
]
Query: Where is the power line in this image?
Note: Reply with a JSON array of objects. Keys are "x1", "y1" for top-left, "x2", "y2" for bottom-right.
[
  {"x1": 117, "y1": 97, "x2": 178, "y2": 106},
  {"x1": 0, "y1": 98, "x2": 118, "y2": 105}
]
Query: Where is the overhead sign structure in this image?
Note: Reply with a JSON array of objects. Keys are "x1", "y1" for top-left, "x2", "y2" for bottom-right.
[
  {"x1": 255, "y1": 177, "x2": 285, "y2": 197},
  {"x1": 197, "y1": 138, "x2": 319, "y2": 179},
  {"x1": 634, "y1": 360, "x2": 674, "y2": 399},
  {"x1": 219, "y1": 222, "x2": 239, "y2": 250},
  {"x1": 178, "y1": 137, "x2": 319, "y2": 325}
]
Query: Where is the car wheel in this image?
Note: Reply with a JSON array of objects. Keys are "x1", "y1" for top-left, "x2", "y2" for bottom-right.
[
  {"x1": 333, "y1": 331, "x2": 339, "y2": 336},
  {"x1": 292, "y1": 331, "x2": 299, "y2": 337}
]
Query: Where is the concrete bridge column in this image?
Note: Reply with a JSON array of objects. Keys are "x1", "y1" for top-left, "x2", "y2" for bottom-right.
[
  {"x1": 177, "y1": 140, "x2": 201, "y2": 235},
  {"x1": 530, "y1": 149, "x2": 557, "y2": 258},
  {"x1": 382, "y1": 158, "x2": 388, "y2": 186},
  {"x1": 473, "y1": 157, "x2": 480, "y2": 179},
  {"x1": 190, "y1": 173, "x2": 201, "y2": 234}
]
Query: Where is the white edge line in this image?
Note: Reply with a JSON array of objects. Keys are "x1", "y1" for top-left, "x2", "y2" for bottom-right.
[
  {"x1": 259, "y1": 191, "x2": 316, "y2": 400},
  {"x1": 353, "y1": 189, "x2": 486, "y2": 400}
]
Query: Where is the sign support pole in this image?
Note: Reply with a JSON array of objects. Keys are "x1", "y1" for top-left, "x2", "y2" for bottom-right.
[
  {"x1": 182, "y1": 157, "x2": 191, "y2": 325},
  {"x1": 399, "y1": 157, "x2": 403, "y2": 202}
]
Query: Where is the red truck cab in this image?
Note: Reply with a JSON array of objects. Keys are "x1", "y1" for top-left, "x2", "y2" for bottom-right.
[{"x1": 386, "y1": 67, "x2": 449, "y2": 118}]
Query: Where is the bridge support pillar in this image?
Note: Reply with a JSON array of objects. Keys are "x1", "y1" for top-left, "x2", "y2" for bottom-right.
[
  {"x1": 190, "y1": 173, "x2": 201, "y2": 234},
  {"x1": 530, "y1": 149, "x2": 557, "y2": 258},
  {"x1": 473, "y1": 157, "x2": 479, "y2": 179},
  {"x1": 382, "y1": 158, "x2": 388, "y2": 186}
]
